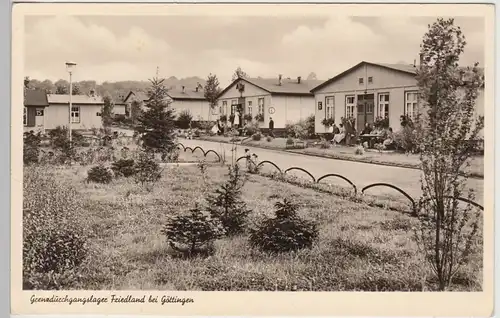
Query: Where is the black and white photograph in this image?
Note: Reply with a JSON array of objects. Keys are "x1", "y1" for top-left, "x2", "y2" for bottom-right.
[{"x1": 12, "y1": 2, "x2": 494, "y2": 316}]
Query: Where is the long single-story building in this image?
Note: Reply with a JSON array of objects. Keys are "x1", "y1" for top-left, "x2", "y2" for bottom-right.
[
  {"x1": 216, "y1": 76, "x2": 323, "y2": 131},
  {"x1": 43, "y1": 92, "x2": 105, "y2": 131},
  {"x1": 310, "y1": 61, "x2": 485, "y2": 134},
  {"x1": 166, "y1": 84, "x2": 211, "y2": 121}
]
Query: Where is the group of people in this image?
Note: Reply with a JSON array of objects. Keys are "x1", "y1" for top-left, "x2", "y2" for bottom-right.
[{"x1": 360, "y1": 123, "x2": 395, "y2": 149}]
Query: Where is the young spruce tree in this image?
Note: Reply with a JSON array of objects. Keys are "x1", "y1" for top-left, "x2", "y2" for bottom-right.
[
  {"x1": 413, "y1": 18, "x2": 484, "y2": 291},
  {"x1": 205, "y1": 164, "x2": 251, "y2": 236},
  {"x1": 135, "y1": 74, "x2": 176, "y2": 158}
]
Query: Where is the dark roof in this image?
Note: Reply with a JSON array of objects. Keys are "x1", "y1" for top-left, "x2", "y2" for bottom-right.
[
  {"x1": 311, "y1": 61, "x2": 485, "y2": 92},
  {"x1": 167, "y1": 87, "x2": 206, "y2": 100},
  {"x1": 24, "y1": 89, "x2": 48, "y2": 107},
  {"x1": 47, "y1": 94, "x2": 104, "y2": 105},
  {"x1": 123, "y1": 91, "x2": 149, "y2": 103},
  {"x1": 218, "y1": 77, "x2": 323, "y2": 98}
]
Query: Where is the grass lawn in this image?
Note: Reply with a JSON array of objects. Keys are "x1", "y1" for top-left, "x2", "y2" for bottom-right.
[
  {"x1": 24, "y1": 162, "x2": 483, "y2": 291},
  {"x1": 198, "y1": 135, "x2": 484, "y2": 178}
]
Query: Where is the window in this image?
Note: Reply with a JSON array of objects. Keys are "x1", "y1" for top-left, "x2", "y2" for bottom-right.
[
  {"x1": 247, "y1": 101, "x2": 253, "y2": 115},
  {"x1": 345, "y1": 96, "x2": 355, "y2": 118},
  {"x1": 258, "y1": 98, "x2": 264, "y2": 114},
  {"x1": 212, "y1": 106, "x2": 218, "y2": 115},
  {"x1": 325, "y1": 96, "x2": 335, "y2": 119},
  {"x1": 36, "y1": 109, "x2": 44, "y2": 116},
  {"x1": 368, "y1": 77, "x2": 373, "y2": 84},
  {"x1": 405, "y1": 91, "x2": 419, "y2": 119},
  {"x1": 71, "y1": 106, "x2": 80, "y2": 123},
  {"x1": 366, "y1": 102, "x2": 374, "y2": 114},
  {"x1": 358, "y1": 78, "x2": 364, "y2": 85},
  {"x1": 23, "y1": 107, "x2": 27, "y2": 126},
  {"x1": 222, "y1": 101, "x2": 228, "y2": 114},
  {"x1": 231, "y1": 100, "x2": 238, "y2": 114},
  {"x1": 378, "y1": 93, "x2": 390, "y2": 118},
  {"x1": 96, "y1": 112, "x2": 102, "y2": 116}
]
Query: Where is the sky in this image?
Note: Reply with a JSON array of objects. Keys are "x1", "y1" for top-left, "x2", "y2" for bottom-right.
[{"x1": 24, "y1": 15, "x2": 485, "y2": 87}]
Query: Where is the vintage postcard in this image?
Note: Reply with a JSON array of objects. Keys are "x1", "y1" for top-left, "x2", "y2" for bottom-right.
[{"x1": 11, "y1": 2, "x2": 495, "y2": 316}]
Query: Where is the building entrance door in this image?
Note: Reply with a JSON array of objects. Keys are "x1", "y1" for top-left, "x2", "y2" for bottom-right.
[{"x1": 356, "y1": 94, "x2": 375, "y2": 132}]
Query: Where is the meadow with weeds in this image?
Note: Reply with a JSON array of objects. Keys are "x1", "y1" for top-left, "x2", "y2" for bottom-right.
[{"x1": 23, "y1": 158, "x2": 483, "y2": 291}]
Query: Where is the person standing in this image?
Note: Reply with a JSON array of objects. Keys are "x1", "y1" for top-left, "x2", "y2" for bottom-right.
[{"x1": 268, "y1": 117, "x2": 275, "y2": 137}]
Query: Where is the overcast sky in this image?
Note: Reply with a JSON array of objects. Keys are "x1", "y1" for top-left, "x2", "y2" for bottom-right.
[{"x1": 24, "y1": 15, "x2": 485, "y2": 87}]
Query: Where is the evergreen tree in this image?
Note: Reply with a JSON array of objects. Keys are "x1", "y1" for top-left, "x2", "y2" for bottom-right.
[
  {"x1": 204, "y1": 73, "x2": 221, "y2": 112},
  {"x1": 72, "y1": 84, "x2": 82, "y2": 95},
  {"x1": 101, "y1": 95, "x2": 114, "y2": 127},
  {"x1": 135, "y1": 75, "x2": 176, "y2": 156},
  {"x1": 130, "y1": 100, "x2": 143, "y2": 125},
  {"x1": 205, "y1": 164, "x2": 251, "y2": 236}
]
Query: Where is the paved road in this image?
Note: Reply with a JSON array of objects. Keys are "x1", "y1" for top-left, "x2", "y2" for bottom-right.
[{"x1": 180, "y1": 138, "x2": 484, "y2": 206}]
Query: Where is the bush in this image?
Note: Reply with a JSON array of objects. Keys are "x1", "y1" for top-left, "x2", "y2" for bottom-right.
[
  {"x1": 286, "y1": 137, "x2": 294, "y2": 145},
  {"x1": 162, "y1": 205, "x2": 225, "y2": 257},
  {"x1": 244, "y1": 121, "x2": 260, "y2": 136},
  {"x1": 394, "y1": 126, "x2": 418, "y2": 153},
  {"x1": 24, "y1": 131, "x2": 41, "y2": 165},
  {"x1": 177, "y1": 110, "x2": 193, "y2": 129},
  {"x1": 319, "y1": 137, "x2": 330, "y2": 149},
  {"x1": 252, "y1": 133, "x2": 262, "y2": 141},
  {"x1": 134, "y1": 152, "x2": 162, "y2": 185},
  {"x1": 354, "y1": 145, "x2": 364, "y2": 155},
  {"x1": 249, "y1": 199, "x2": 319, "y2": 253},
  {"x1": 205, "y1": 164, "x2": 251, "y2": 236},
  {"x1": 266, "y1": 136, "x2": 272, "y2": 142},
  {"x1": 243, "y1": 114, "x2": 253, "y2": 122},
  {"x1": 23, "y1": 167, "x2": 89, "y2": 289},
  {"x1": 87, "y1": 165, "x2": 113, "y2": 184},
  {"x1": 111, "y1": 159, "x2": 136, "y2": 178}
]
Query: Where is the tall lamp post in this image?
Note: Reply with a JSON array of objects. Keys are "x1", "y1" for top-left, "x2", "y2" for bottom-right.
[{"x1": 66, "y1": 61, "x2": 77, "y2": 142}]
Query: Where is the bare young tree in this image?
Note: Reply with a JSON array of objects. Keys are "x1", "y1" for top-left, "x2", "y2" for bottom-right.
[{"x1": 413, "y1": 18, "x2": 484, "y2": 291}]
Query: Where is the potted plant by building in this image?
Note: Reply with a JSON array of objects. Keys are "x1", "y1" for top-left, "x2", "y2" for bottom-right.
[
  {"x1": 243, "y1": 114, "x2": 253, "y2": 122},
  {"x1": 321, "y1": 118, "x2": 335, "y2": 127},
  {"x1": 219, "y1": 114, "x2": 227, "y2": 123},
  {"x1": 255, "y1": 113, "x2": 264, "y2": 122},
  {"x1": 374, "y1": 116, "x2": 389, "y2": 129}
]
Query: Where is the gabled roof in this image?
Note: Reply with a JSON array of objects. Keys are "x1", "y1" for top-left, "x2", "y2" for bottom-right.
[
  {"x1": 24, "y1": 89, "x2": 48, "y2": 107},
  {"x1": 218, "y1": 77, "x2": 323, "y2": 98},
  {"x1": 310, "y1": 61, "x2": 418, "y2": 93},
  {"x1": 167, "y1": 87, "x2": 206, "y2": 101},
  {"x1": 123, "y1": 91, "x2": 149, "y2": 103},
  {"x1": 311, "y1": 61, "x2": 485, "y2": 92},
  {"x1": 47, "y1": 94, "x2": 104, "y2": 105}
]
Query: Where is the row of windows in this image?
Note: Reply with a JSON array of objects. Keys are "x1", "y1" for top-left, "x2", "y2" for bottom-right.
[
  {"x1": 217, "y1": 98, "x2": 265, "y2": 116},
  {"x1": 321, "y1": 91, "x2": 419, "y2": 120},
  {"x1": 358, "y1": 77, "x2": 374, "y2": 85}
]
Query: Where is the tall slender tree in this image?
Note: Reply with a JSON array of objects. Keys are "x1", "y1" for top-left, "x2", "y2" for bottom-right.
[
  {"x1": 101, "y1": 95, "x2": 114, "y2": 127},
  {"x1": 204, "y1": 73, "x2": 222, "y2": 115},
  {"x1": 135, "y1": 74, "x2": 176, "y2": 156},
  {"x1": 413, "y1": 18, "x2": 484, "y2": 291}
]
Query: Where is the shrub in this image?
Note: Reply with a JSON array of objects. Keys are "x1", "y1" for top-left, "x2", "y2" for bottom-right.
[
  {"x1": 254, "y1": 113, "x2": 264, "y2": 122},
  {"x1": 176, "y1": 110, "x2": 193, "y2": 129},
  {"x1": 354, "y1": 145, "x2": 364, "y2": 155},
  {"x1": 24, "y1": 131, "x2": 42, "y2": 165},
  {"x1": 134, "y1": 152, "x2": 162, "y2": 185},
  {"x1": 243, "y1": 114, "x2": 253, "y2": 122},
  {"x1": 322, "y1": 118, "x2": 335, "y2": 127},
  {"x1": 249, "y1": 199, "x2": 319, "y2": 253},
  {"x1": 87, "y1": 165, "x2": 113, "y2": 184},
  {"x1": 205, "y1": 164, "x2": 251, "y2": 236},
  {"x1": 394, "y1": 126, "x2": 418, "y2": 153},
  {"x1": 111, "y1": 159, "x2": 136, "y2": 178},
  {"x1": 162, "y1": 205, "x2": 225, "y2": 257},
  {"x1": 286, "y1": 137, "x2": 294, "y2": 145},
  {"x1": 219, "y1": 114, "x2": 228, "y2": 123},
  {"x1": 244, "y1": 121, "x2": 260, "y2": 136},
  {"x1": 266, "y1": 136, "x2": 272, "y2": 142},
  {"x1": 252, "y1": 133, "x2": 262, "y2": 141},
  {"x1": 319, "y1": 137, "x2": 330, "y2": 149},
  {"x1": 23, "y1": 167, "x2": 89, "y2": 289}
]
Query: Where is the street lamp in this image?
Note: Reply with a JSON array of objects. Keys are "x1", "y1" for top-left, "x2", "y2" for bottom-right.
[{"x1": 66, "y1": 61, "x2": 77, "y2": 142}]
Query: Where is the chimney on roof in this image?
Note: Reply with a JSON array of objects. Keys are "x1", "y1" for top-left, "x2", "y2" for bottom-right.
[
  {"x1": 297, "y1": 76, "x2": 301, "y2": 84},
  {"x1": 278, "y1": 74, "x2": 282, "y2": 86},
  {"x1": 89, "y1": 89, "x2": 96, "y2": 97},
  {"x1": 182, "y1": 86, "x2": 185, "y2": 93},
  {"x1": 413, "y1": 59, "x2": 416, "y2": 67},
  {"x1": 195, "y1": 86, "x2": 199, "y2": 92}
]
